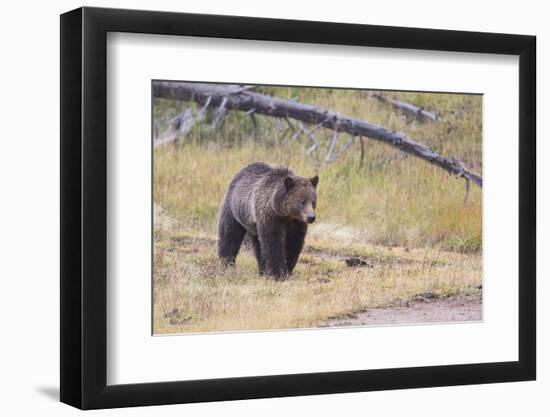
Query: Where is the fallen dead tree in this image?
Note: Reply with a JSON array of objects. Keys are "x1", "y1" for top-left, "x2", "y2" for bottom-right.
[
  {"x1": 153, "y1": 81, "x2": 481, "y2": 188},
  {"x1": 371, "y1": 93, "x2": 443, "y2": 122}
]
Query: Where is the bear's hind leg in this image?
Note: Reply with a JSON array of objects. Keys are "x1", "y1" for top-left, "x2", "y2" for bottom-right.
[
  {"x1": 285, "y1": 220, "x2": 307, "y2": 273},
  {"x1": 217, "y1": 209, "x2": 246, "y2": 266}
]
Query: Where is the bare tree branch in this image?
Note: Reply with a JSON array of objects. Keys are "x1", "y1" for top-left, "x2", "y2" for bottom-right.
[
  {"x1": 153, "y1": 108, "x2": 195, "y2": 147},
  {"x1": 325, "y1": 129, "x2": 339, "y2": 162},
  {"x1": 371, "y1": 92, "x2": 444, "y2": 122},
  {"x1": 327, "y1": 137, "x2": 354, "y2": 162},
  {"x1": 359, "y1": 136, "x2": 366, "y2": 169}
]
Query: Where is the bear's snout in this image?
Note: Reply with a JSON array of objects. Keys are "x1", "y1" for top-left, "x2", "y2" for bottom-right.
[{"x1": 307, "y1": 215, "x2": 316, "y2": 224}]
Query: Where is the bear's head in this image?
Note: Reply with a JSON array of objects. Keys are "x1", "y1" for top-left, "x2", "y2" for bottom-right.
[{"x1": 282, "y1": 175, "x2": 319, "y2": 224}]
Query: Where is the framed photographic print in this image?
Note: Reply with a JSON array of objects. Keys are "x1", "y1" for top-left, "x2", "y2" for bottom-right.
[{"x1": 60, "y1": 6, "x2": 536, "y2": 409}]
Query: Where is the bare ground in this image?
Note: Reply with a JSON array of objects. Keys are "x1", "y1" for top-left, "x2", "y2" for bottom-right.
[{"x1": 322, "y1": 291, "x2": 482, "y2": 327}]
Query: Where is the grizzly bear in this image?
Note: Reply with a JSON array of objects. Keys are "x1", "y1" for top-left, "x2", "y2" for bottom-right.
[{"x1": 217, "y1": 162, "x2": 319, "y2": 280}]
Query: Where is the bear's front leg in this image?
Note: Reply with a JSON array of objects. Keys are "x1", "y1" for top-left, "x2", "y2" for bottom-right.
[
  {"x1": 285, "y1": 220, "x2": 307, "y2": 273},
  {"x1": 249, "y1": 234, "x2": 266, "y2": 275},
  {"x1": 257, "y1": 222, "x2": 289, "y2": 280}
]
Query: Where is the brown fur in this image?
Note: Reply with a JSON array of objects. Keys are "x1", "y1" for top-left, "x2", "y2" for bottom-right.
[{"x1": 217, "y1": 162, "x2": 318, "y2": 280}]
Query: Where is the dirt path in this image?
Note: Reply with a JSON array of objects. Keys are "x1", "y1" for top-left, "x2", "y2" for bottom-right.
[{"x1": 322, "y1": 293, "x2": 482, "y2": 327}]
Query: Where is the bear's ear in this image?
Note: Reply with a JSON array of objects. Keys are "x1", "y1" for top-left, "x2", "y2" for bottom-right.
[
  {"x1": 284, "y1": 176, "x2": 295, "y2": 190},
  {"x1": 310, "y1": 175, "x2": 319, "y2": 188}
]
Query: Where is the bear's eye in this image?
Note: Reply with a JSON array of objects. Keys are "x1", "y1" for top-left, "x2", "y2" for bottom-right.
[{"x1": 301, "y1": 200, "x2": 307, "y2": 206}]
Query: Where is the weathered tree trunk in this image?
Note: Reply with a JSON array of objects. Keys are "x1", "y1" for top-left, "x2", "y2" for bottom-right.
[{"x1": 153, "y1": 81, "x2": 482, "y2": 187}]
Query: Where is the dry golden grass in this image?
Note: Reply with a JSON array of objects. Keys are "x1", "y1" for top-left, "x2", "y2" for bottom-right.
[
  {"x1": 154, "y1": 140, "x2": 481, "y2": 249},
  {"x1": 153, "y1": 206, "x2": 481, "y2": 334}
]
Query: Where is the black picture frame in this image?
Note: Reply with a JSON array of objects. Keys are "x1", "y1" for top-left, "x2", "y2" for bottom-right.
[{"x1": 60, "y1": 6, "x2": 536, "y2": 410}]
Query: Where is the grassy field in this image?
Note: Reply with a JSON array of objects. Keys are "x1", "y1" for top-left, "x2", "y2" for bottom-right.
[{"x1": 153, "y1": 86, "x2": 482, "y2": 334}]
